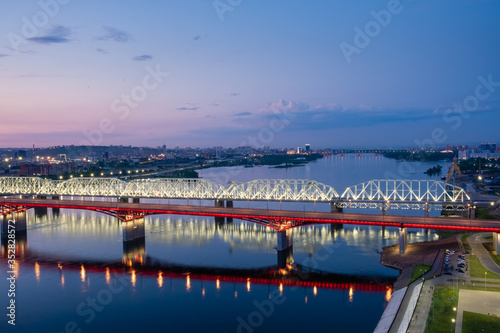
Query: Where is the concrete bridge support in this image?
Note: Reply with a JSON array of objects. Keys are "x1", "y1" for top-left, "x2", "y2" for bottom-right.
[
  {"x1": 277, "y1": 229, "x2": 293, "y2": 268},
  {"x1": 226, "y1": 201, "x2": 233, "y2": 223},
  {"x1": 277, "y1": 246, "x2": 293, "y2": 269},
  {"x1": 381, "y1": 203, "x2": 388, "y2": 216},
  {"x1": 34, "y1": 207, "x2": 48, "y2": 217},
  {"x1": 277, "y1": 229, "x2": 293, "y2": 251},
  {"x1": 33, "y1": 195, "x2": 48, "y2": 216},
  {"x1": 329, "y1": 223, "x2": 343, "y2": 234},
  {"x1": 493, "y1": 232, "x2": 500, "y2": 254},
  {"x1": 123, "y1": 237, "x2": 146, "y2": 266},
  {"x1": 1, "y1": 211, "x2": 27, "y2": 237},
  {"x1": 468, "y1": 207, "x2": 476, "y2": 219},
  {"x1": 331, "y1": 202, "x2": 343, "y2": 213},
  {"x1": 399, "y1": 226, "x2": 407, "y2": 254},
  {"x1": 122, "y1": 218, "x2": 145, "y2": 242}
]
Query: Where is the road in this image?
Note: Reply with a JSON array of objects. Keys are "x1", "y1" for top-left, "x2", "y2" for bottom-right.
[{"x1": 2, "y1": 197, "x2": 500, "y2": 232}]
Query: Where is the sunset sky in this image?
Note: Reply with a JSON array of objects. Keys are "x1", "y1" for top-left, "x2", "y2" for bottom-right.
[{"x1": 1, "y1": 0, "x2": 499, "y2": 148}]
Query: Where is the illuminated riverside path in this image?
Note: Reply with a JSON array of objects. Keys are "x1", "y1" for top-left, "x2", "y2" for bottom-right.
[{"x1": 1, "y1": 177, "x2": 499, "y2": 261}]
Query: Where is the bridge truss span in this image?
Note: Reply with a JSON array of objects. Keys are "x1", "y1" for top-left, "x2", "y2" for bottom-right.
[
  {"x1": 340, "y1": 179, "x2": 470, "y2": 210},
  {"x1": 224, "y1": 179, "x2": 339, "y2": 202}
]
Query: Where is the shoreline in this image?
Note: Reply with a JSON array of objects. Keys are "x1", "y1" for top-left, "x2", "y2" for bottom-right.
[{"x1": 380, "y1": 236, "x2": 460, "y2": 290}]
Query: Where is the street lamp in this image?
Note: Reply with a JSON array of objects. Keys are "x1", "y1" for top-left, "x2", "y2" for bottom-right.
[
  {"x1": 451, "y1": 318, "x2": 455, "y2": 333},
  {"x1": 485, "y1": 272, "x2": 487, "y2": 291}
]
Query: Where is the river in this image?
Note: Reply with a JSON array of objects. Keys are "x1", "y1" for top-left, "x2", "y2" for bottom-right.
[{"x1": 0, "y1": 154, "x2": 451, "y2": 332}]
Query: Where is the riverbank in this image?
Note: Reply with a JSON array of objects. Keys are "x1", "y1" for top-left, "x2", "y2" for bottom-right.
[{"x1": 381, "y1": 236, "x2": 460, "y2": 290}]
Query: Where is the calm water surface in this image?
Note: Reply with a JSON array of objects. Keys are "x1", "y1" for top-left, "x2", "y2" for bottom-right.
[{"x1": 0, "y1": 154, "x2": 450, "y2": 332}]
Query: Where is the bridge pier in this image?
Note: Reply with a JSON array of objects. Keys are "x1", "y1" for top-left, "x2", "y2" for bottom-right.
[
  {"x1": 123, "y1": 237, "x2": 146, "y2": 266},
  {"x1": 331, "y1": 202, "x2": 343, "y2": 213},
  {"x1": 493, "y1": 232, "x2": 499, "y2": 254},
  {"x1": 329, "y1": 223, "x2": 343, "y2": 234},
  {"x1": 277, "y1": 246, "x2": 293, "y2": 269},
  {"x1": 277, "y1": 229, "x2": 293, "y2": 268},
  {"x1": 226, "y1": 201, "x2": 233, "y2": 223},
  {"x1": 122, "y1": 218, "x2": 145, "y2": 242},
  {"x1": 277, "y1": 229, "x2": 293, "y2": 251},
  {"x1": 1, "y1": 211, "x2": 27, "y2": 237},
  {"x1": 34, "y1": 207, "x2": 48, "y2": 217},
  {"x1": 215, "y1": 216, "x2": 225, "y2": 227},
  {"x1": 399, "y1": 226, "x2": 407, "y2": 254},
  {"x1": 381, "y1": 203, "x2": 388, "y2": 216},
  {"x1": 468, "y1": 207, "x2": 476, "y2": 219}
]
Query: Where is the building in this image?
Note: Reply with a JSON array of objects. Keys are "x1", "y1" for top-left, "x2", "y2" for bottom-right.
[
  {"x1": 480, "y1": 142, "x2": 496, "y2": 153},
  {"x1": 20, "y1": 162, "x2": 77, "y2": 176}
]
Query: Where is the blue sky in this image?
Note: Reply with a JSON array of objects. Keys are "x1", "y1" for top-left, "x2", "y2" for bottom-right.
[{"x1": 0, "y1": 0, "x2": 499, "y2": 148}]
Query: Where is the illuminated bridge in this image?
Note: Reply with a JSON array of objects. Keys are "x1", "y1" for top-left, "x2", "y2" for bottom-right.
[{"x1": 1, "y1": 177, "x2": 499, "y2": 257}]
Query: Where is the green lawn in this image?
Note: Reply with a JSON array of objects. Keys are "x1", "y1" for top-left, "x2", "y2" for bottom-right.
[
  {"x1": 476, "y1": 208, "x2": 497, "y2": 220},
  {"x1": 482, "y1": 242, "x2": 500, "y2": 266},
  {"x1": 409, "y1": 264, "x2": 432, "y2": 284},
  {"x1": 469, "y1": 255, "x2": 500, "y2": 280},
  {"x1": 462, "y1": 311, "x2": 500, "y2": 333},
  {"x1": 426, "y1": 286, "x2": 459, "y2": 333},
  {"x1": 461, "y1": 234, "x2": 472, "y2": 251}
]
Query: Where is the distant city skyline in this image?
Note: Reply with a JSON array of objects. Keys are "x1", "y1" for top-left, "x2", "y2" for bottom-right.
[{"x1": 1, "y1": 0, "x2": 499, "y2": 148}]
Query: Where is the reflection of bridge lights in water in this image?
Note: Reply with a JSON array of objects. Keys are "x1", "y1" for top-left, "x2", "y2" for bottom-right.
[
  {"x1": 35, "y1": 262, "x2": 40, "y2": 281},
  {"x1": 246, "y1": 278, "x2": 251, "y2": 292},
  {"x1": 305, "y1": 295, "x2": 308, "y2": 304},
  {"x1": 202, "y1": 287, "x2": 205, "y2": 298},
  {"x1": 279, "y1": 283, "x2": 283, "y2": 296},
  {"x1": 61, "y1": 274, "x2": 65, "y2": 288},
  {"x1": 313, "y1": 286, "x2": 317, "y2": 296},
  {"x1": 80, "y1": 265, "x2": 86, "y2": 282},
  {"x1": 131, "y1": 270, "x2": 136, "y2": 287},
  {"x1": 12, "y1": 261, "x2": 19, "y2": 279},
  {"x1": 158, "y1": 271, "x2": 163, "y2": 288},
  {"x1": 349, "y1": 286, "x2": 354, "y2": 303},
  {"x1": 106, "y1": 267, "x2": 110, "y2": 285},
  {"x1": 186, "y1": 275, "x2": 191, "y2": 291},
  {"x1": 216, "y1": 278, "x2": 220, "y2": 290},
  {"x1": 385, "y1": 287, "x2": 392, "y2": 302}
]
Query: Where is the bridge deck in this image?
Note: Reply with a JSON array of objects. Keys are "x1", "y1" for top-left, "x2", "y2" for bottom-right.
[{"x1": 2, "y1": 198, "x2": 500, "y2": 232}]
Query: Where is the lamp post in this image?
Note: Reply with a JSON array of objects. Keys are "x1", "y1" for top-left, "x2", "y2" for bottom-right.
[
  {"x1": 485, "y1": 272, "x2": 487, "y2": 291},
  {"x1": 451, "y1": 318, "x2": 455, "y2": 333}
]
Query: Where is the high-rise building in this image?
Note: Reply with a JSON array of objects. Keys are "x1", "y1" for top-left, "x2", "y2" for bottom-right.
[
  {"x1": 480, "y1": 142, "x2": 496, "y2": 153},
  {"x1": 305, "y1": 144, "x2": 310, "y2": 152}
]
